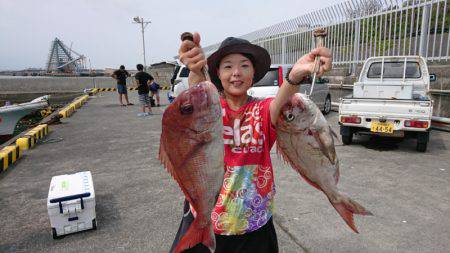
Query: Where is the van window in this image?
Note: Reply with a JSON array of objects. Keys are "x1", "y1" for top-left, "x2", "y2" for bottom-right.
[
  {"x1": 253, "y1": 69, "x2": 278, "y2": 87},
  {"x1": 179, "y1": 67, "x2": 190, "y2": 78},
  {"x1": 367, "y1": 61, "x2": 421, "y2": 79}
]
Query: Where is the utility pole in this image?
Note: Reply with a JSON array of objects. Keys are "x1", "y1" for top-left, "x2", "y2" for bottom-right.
[{"x1": 133, "y1": 16, "x2": 151, "y2": 69}]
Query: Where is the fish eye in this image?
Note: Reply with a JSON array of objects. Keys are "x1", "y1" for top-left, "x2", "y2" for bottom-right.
[
  {"x1": 180, "y1": 104, "x2": 194, "y2": 114},
  {"x1": 285, "y1": 113, "x2": 295, "y2": 122}
]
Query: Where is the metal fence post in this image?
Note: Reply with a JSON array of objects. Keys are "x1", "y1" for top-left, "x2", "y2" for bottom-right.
[
  {"x1": 419, "y1": 3, "x2": 431, "y2": 57},
  {"x1": 352, "y1": 19, "x2": 361, "y2": 76},
  {"x1": 281, "y1": 36, "x2": 286, "y2": 64}
]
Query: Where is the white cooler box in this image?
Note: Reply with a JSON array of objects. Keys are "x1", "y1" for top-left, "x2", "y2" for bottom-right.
[{"x1": 47, "y1": 171, "x2": 97, "y2": 239}]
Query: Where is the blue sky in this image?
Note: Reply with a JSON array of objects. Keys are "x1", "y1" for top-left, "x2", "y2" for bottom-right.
[{"x1": 0, "y1": 0, "x2": 342, "y2": 70}]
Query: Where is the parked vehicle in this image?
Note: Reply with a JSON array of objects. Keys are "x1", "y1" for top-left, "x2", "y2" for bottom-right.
[
  {"x1": 171, "y1": 64, "x2": 190, "y2": 98},
  {"x1": 170, "y1": 64, "x2": 332, "y2": 114},
  {"x1": 338, "y1": 56, "x2": 434, "y2": 152},
  {"x1": 247, "y1": 64, "x2": 332, "y2": 114}
]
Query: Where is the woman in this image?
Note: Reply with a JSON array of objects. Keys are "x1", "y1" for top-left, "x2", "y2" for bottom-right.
[{"x1": 172, "y1": 33, "x2": 332, "y2": 252}]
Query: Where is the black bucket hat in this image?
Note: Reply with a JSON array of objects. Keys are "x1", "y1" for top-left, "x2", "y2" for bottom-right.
[{"x1": 207, "y1": 37, "x2": 271, "y2": 91}]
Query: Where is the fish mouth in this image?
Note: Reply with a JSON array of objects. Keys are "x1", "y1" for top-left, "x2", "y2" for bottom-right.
[{"x1": 291, "y1": 95, "x2": 306, "y2": 110}]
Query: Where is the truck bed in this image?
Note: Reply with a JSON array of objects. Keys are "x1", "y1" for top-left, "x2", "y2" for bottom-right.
[{"x1": 339, "y1": 98, "x2": 432, "y2": 120}]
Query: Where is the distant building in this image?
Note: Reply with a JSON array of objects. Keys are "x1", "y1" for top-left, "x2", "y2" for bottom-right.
[{"x1": 147, "y1": 62, "x2": 177, "y2": 87}]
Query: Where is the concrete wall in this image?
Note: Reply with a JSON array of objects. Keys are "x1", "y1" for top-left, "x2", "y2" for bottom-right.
[
  {"x1": 0, "y1": 66, "x2": 176, "y2": 93},
  {"x1": 148, "y1": 65, "x2": 176, "y2": 87},
  {"x1": 0, "y1": 77, "x2": 118, "y2": 92}
]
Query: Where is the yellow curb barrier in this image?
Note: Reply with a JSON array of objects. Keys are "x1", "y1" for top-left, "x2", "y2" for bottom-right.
[
  {"x1": 26, "y1": 129, "x2": 41, "y2": 140},
  {"x1": 24, "y1": 124, "x2": 48, "y2": 140},
  {"x1": 16, "y1": 124, "x2": 49, "y2": 151},
  {"x1": 59, "y1": 108, "x2": 69, "y2": 118},
  {"x1": 97, "y1": 88, "x2": 117, "y2": 92},
  {"x1": 59, "y1": 95, "x2": 90, "y2": 118},
  {"x1": 0, "y1": 149, "x2": 8, "y2": 172},
  {"x1": 72, "y1": 95, "x2": 89, "y2": 109},
  {"x1": 92, "y1": 86, "x2": 171, "y2": 92},
  {"x1": 73, "y1": 100, "x2": 82, "y2": 109},
  {"x1": 59, "y1": 104, "x2": 75, "y2": 118},
  {"x1": 16, "y1": 135, "x2": 36, "y2": 150},
  {"x1": 0, "y1": 145, "x2": 22, "y2": 172},
  {"x1": 80, "y1": 95, "x2": 89, "y2": 102},
  {"x1": 35, "y1": 124, "x2": 49, "y2": 136}
]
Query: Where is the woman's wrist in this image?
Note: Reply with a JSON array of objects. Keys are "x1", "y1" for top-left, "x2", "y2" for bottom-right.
[
  {"x1": 188, "y1": 71, "x2": 206, "y2": 86},
  {"x1": 285, "y1": 69, "x2": 308, "y2": 85}
]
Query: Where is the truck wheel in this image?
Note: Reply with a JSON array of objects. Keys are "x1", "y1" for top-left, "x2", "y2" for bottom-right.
[
  {"x1": 92, "y1": 219, "x2": 97, "y2": 230},
  {"x1": 342, "y1": 133, "x2": 353, "y2": 145},
  {"x1": 416, "y1": 142, "x2": 427, "y2": 152},
  {"x1": 52, "y1": 228, "x2": 59, "y2": 239},
  {"x1": 340, "y1": 126, "x2": 353, "y2": 145},
  {"x1": 322, "y1": 95, "x2": 331, "y2": 115},
  {"x1": 416, "y1": 132, "x2": 429, "y2": 152}
]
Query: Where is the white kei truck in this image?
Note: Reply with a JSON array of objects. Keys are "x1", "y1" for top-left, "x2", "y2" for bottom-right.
[{"x1": 338, "y1": 56, "x2": 434, "y2": 152}]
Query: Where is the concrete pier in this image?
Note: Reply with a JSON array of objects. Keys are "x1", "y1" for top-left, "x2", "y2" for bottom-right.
[{"x1": 0, "y1": 91, "x2": 449, "y2": 252}]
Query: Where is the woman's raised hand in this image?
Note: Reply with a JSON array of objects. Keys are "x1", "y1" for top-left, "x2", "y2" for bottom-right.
[
  {"x1": 289, "y1": 47, "x2": 332, "y2": 83},
  {"x1": 178, "y1": 32, "x2": 207, "y2": 78}
]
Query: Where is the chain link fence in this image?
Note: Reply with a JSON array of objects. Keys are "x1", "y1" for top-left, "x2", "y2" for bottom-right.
[{"x1": 203, "y1": 0, "x2": 449, "y2": 72}]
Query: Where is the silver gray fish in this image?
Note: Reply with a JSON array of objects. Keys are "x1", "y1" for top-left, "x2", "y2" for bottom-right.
[{"x1": 276, "y1": 93, "x2": 372, "y2": 233}]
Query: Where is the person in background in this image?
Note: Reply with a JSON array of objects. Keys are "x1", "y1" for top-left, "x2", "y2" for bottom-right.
[
  {"x1": 149, "y1": 80, "x2": 161, "y2": 107},
  {"x1": 134, "y1": 64, "x2": 154, "y2": 116},
  {"x1": 112, "y1": 65, "x2": 133, "y2": 106}
]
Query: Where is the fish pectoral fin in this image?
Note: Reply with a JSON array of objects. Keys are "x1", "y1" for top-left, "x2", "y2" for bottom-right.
[{"x1": 312, "y1": 130, "x2": 337, "y2": 165}]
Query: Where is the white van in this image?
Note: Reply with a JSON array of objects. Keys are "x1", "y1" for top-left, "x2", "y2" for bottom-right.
[
  {"x1": 171, "y1": 65, "x2": 190, "y2": 98},
  {"x1": 247, "y1": 64, "x2": 332, "y2": 114}
]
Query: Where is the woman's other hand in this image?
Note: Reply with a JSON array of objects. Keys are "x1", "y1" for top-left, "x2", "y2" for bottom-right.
[{"x1": 178, "y1": 32, "x2": 207, "y2": 84}]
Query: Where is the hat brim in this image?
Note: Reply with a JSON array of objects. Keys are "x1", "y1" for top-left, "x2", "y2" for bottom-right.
[{"x1": 207, "y1": 43, "x2": 271, "y2": 91}]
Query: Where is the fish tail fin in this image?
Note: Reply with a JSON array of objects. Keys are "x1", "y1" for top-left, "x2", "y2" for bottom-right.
[
  {"x1": 174, "y1": 218, "x2": 215, "y2": 253},
  {"x1": 331, "y1": 195, "x2": 373, "y2": 234}
]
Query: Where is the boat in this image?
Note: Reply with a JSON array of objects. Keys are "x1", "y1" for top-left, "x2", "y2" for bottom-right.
[{"x1": 0, "y1": 95, "x2": 49, "y2": 137}]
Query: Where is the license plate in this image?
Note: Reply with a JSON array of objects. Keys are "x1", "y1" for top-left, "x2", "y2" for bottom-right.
[{"x1": 371, "y1": 122, "x2": 394, "y2": 133}]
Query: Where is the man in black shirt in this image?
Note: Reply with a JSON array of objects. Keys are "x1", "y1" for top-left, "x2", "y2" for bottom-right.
[
  {"x1": 112, "y1": 65, "x2": 133, "y2": 106},
  {"x1": 134, "y1": 64, "x2": 154, "y2": 116}
]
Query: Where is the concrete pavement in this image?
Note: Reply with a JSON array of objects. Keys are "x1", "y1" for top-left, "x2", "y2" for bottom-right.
[{"x1": 0, "y1": 91, "x2": 449, "y2": 252}]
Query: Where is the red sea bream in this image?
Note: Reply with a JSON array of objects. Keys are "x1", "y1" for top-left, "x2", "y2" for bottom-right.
[{"x1": 159, "y1": 81, "x2": 224, "y2": 252}]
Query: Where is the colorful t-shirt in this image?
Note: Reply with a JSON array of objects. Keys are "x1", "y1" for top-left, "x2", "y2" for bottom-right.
[{"x1": 211, "y1": 97, "x2": 277, "y2": 235}]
